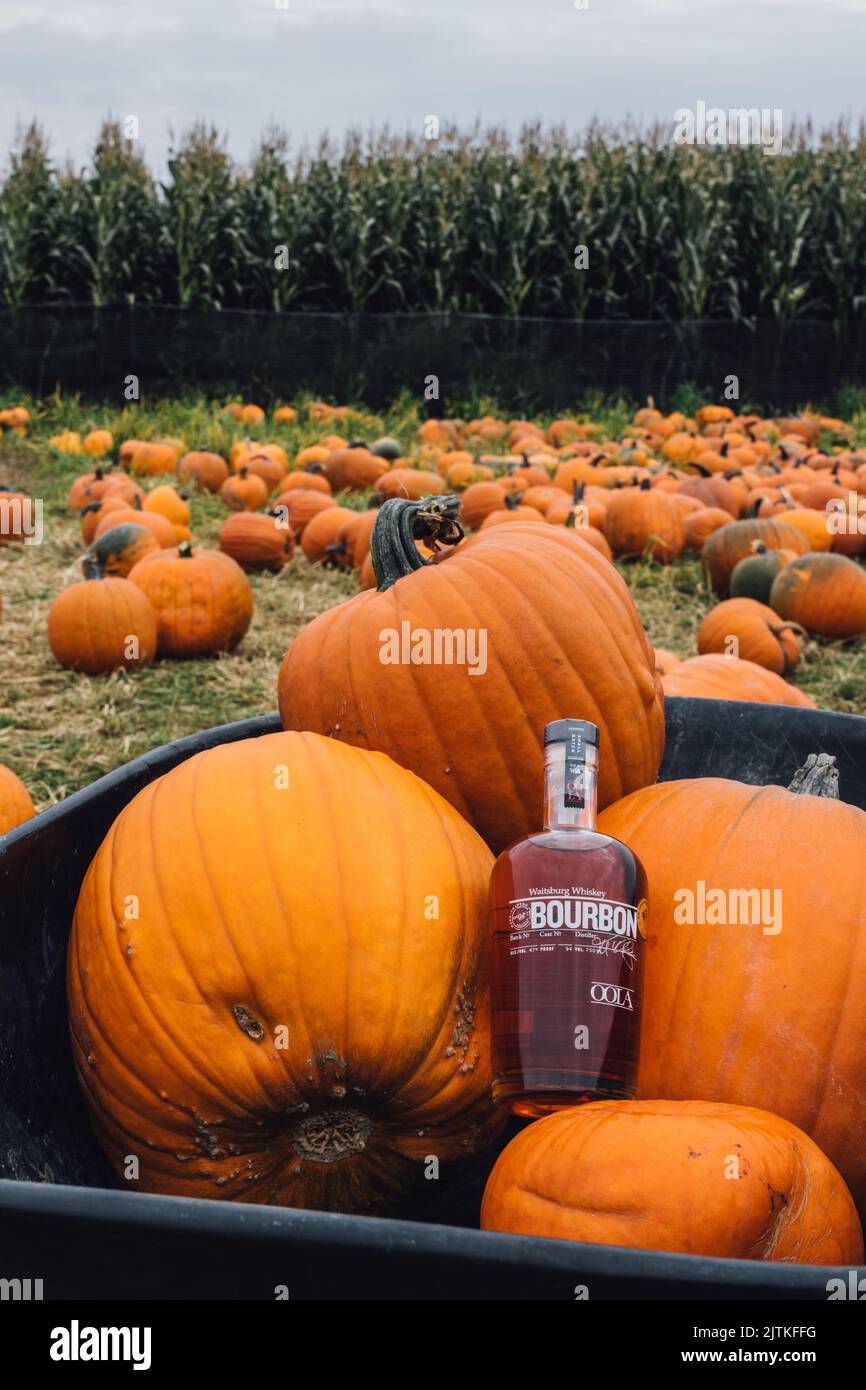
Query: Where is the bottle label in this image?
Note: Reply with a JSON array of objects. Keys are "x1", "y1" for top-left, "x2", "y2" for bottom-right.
[
  {"x1": 563, "y1": 725, "x2": 588, "y2": 809},
  {"x1": 500, "y1": 891, "x2": 642, "y2": 971}
]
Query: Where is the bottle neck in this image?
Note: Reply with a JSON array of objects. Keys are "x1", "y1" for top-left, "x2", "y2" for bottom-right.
[{"x1": 543, "y1": 742, "x2": 598, "y2": 832}]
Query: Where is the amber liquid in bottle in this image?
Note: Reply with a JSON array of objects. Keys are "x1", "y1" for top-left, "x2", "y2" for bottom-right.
[{"x1": 489, "y1": 721, "x2": 648, "y2": 1116}]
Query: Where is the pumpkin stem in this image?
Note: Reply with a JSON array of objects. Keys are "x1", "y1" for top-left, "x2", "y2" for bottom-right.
[
  {"x1": 178, "y1": 541, "x2": 194, "y2": 559},
  {"x1": 370, "y1": 495, "x2": 463, "y2": 592},
  {"x1": 787, "y1": 754, "x2": 840, "y2": 800}
]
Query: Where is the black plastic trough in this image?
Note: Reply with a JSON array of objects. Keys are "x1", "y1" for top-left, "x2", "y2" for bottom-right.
[{"x1": 1, "y1": 697, "x2": 864, "y2": 1299}]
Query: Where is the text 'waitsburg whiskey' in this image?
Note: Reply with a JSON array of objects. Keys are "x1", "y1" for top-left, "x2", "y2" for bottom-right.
[{"x1": 489, "y1": 719, "x2": 648, "y2": 1115}]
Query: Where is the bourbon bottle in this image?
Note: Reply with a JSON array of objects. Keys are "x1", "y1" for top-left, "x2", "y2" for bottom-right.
[{"x1": 488, "y1": 719, "x2": 648, "y2": 1116}]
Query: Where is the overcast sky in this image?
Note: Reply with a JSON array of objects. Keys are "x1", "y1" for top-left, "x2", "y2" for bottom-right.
[{"x1": 1, "y1": 0, "x2": 865, "y2": 174}]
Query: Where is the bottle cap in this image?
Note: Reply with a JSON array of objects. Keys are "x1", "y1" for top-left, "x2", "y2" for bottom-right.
[{"x1": 543, "y1": 719, "x2": 599, "y2": 752}]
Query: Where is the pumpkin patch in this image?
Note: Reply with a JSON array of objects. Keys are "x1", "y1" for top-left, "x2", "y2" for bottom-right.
[{"x1": 3, "y1": 389, "x2": 866, "y2": 1279}]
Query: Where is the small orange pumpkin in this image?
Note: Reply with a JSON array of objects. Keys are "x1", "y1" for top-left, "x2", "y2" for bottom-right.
[
  {"x1": 219, "y1": 468, "x2": 269, "y2": 513},
  {"x1": 129, "y1": 543, "x2": 253, "y2": 657},
  {"x1": 0, "y1": 764, "x2": 35, "y2": 835},
  {"x1": 218, "y1": 512, "x2": 295, "y2": 572},
  {"x1": 697, "y1": 597, "x2": 801, "y2": 675},
  {"x1": 47, "y1": 567, "x2": 158, "y2": 674},
  {"x1": 178, "y1": 451, "x2": 229, "y2": 494},
  {"x1": 770, "y1": 552, "x2": 866, "y2": 639}
]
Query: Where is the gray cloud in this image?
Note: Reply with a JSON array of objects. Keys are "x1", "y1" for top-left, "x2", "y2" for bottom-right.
[{"x1": 1, "y1": 0, "x2": 864, "y2": 175}]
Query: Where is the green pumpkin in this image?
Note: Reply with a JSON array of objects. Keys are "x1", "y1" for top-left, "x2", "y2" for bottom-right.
[
  {"x1": 369, "y1": 436, "x2": 403, "y2": 461},
  {"x1": 729, "y1": 544, "x2": 791, "y2": 604}
]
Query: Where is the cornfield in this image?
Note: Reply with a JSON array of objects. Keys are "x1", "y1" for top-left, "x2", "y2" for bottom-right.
[{"x1": 2, "y1": 118, "x2": 866, "y2": 319}]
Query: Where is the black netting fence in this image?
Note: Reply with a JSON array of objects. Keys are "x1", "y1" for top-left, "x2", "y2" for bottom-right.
[{"x1": 3, "y1": 308, "x2": 866, "y2": 412}]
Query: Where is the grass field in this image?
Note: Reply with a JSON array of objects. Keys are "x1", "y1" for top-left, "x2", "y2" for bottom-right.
[{"x1": 2, "y1": 391, "x2": 865, "y2": 814}]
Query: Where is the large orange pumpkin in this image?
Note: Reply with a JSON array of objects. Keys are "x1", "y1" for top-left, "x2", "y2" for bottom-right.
[
  {"x1": 128, "y1": 543, "x2": 253, "y2": 656},
  {"x1": 597, "y1": 754, "x2": 866, "y2": 1216},
  {"x1": 67, "y1": 731, "x2": 503, "y2": 1214},
  {"x1": 278, "y1": 496, "x2": 664, "y2": 853},
  {"x1": 481, "y1": 1099, "x2": 863, "y2": 1264},
  {"x1": 770, "y1": 552, "x2": 866, "y2": 639},
  {"x1": 0, "y1": 764, "x2": 35, "y2": 836}
]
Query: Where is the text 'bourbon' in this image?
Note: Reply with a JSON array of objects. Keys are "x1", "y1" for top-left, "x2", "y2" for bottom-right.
[{"x1": 488, "y1": 719, "x2": 648, "y2": 1116}]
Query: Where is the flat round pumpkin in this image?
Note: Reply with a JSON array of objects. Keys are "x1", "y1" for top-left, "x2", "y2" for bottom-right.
[
  {"x1": 481, "y1": 1099, "x2": 863, "y2": 1264},
  {"x1": 67, "y1": 731, "x2": 502, "y2": 1214}
]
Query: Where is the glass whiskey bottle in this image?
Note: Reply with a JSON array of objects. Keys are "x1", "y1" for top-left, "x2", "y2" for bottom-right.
[{"x1": 488, "y1": 719, "x2": 648, "y2": 1116}]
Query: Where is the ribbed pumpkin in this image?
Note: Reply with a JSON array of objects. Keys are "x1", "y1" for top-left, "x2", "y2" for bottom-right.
[
  {"x1": 662, "y1": 653, "x2": 815, "y2": 706},
  {"x1": 481, "y1": 1100, "x2": 863, "y2": 1263},
  {"x1": 143, "y1": 485, "x2": 191, "y2": 541},
  {"x1": 323, "y1": 448, "x2": 388, "y2": 492},
  {"x1": 0, "y1": 764, "x2": 35, "y2": 836},
  {"x1": 218, "y1": 512, "x2": 295, "y2": 572},
  {"x1": 47, "y1": 566, "x2": 158, "y2": 674},
  {"x1": 87, "y1": 523, "x2": 160, "y2": 578},
  {"x1": 82, "y1": 429, "x2": 114, "y2": 457},
  {"x1": 278, "y1": 496, "x2": 664, "y2": 853},
  {"x1": 459, "y1": 482, "x2": 506, "y2": 531},
  {"x1": 479, "y1": 497, "x2": 542, "y2": 528},
  {"x1": 597, "y1": 754, "x2": 866, "y2": 1217},
  {"x1": 178, "y1": 451, "x2": 229, "y2": 494},
  {"x1": 683, "y1": 507, "x2": 733, "y2": 551},
  {"x1": 93, "y1": 504, "x2": 177, "y2": 549},
  {"x1": 278, "y1": 471, "x2": 332, "y2": 495},
  {"x1": 271, "y1": 488, "x2": 337, "y2": 539},
  {"x1": 770, "y1": 552, "x2": 866, "y2": 639},
  {"x1": 237, "y1": 450, "x2": 287, "y2": 494},
  {"x1": 676, "y1": 475, "x2": 744, "y2": 517},
  {"x1": 125, "y1": 441, "x2": 180, "y2": 477},
  {"x1": 603, "y1": 487, "x2": 685, "y2": 564},
  {"x1": 300, "y1": 506, "x2": 358, "y2": 565},
  {"x1": 129, "y1": 543, "x2": 253, "y2": 656},
  {"x1": 219, "y1": 467, "x2": 269, "y2": 512},
  {"x1": 702, "y1": 519, "x2": 809, "y2": 595},
  {"x1": 777, "y1": 507, "x2": 834, "y2": 552},
  {"x1": 68, "y1": 467, "x2": 117, "y2": 512},
  {"x1": 80, "y1": 495, "x2": 128, "y2": 544},
  {"x1": 67, "y1": 731, "x2": 503, "y2": 1214},
  {"x1": 374, "y1": 469, "x2": 446, "y2": 501},
  {"x1": 697, "y1": 598, "x2": 802, "y2": 675}
]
